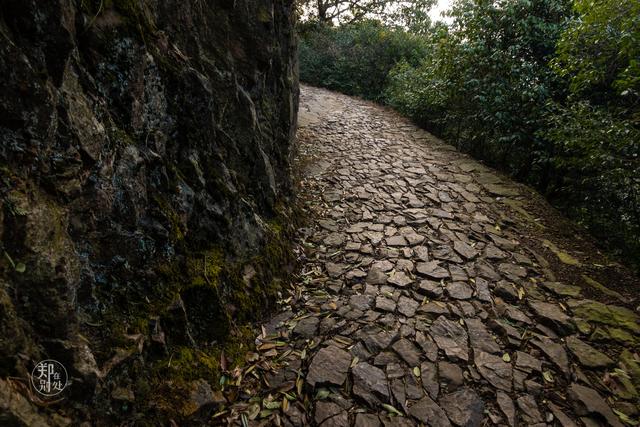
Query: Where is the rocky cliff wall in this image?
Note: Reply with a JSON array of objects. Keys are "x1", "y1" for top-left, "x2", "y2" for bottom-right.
[{"x1": 0, "y1": 0, "x2": 297, "y2": 423}]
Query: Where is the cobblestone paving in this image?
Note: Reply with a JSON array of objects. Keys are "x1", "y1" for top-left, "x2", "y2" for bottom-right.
[{"x1": 223, "y1": 86, "x2": 640, "y2": 426}]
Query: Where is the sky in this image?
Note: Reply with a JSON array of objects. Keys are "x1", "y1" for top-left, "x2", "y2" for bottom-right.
[{"x1": 429, "y1": 0, "x2": 454, "y2": 23}]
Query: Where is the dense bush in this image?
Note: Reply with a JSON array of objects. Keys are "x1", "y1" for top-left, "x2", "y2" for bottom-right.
[
  {"x1": 299, "y1": 0, "x2": 640, "y2": 266},
  {"x1": 543, "y1": 102, "x2": 640, "y2": 251},
  {"x1": 299, "y1": 20, "x2": 429, "y2": 101},
  {"x1": 386, "y1": 0, "x2": 571, "y2": 180}
]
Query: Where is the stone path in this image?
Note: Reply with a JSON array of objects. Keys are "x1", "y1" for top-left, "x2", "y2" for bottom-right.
[{"x1": 221, "y1": 86, "x2": 640, "y2": 426}]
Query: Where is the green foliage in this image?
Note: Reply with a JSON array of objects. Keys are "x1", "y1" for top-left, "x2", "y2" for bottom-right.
[
  {"x1": 542, "y1": 101, "x2": 640, "y2": 257},
  {"x1": 299, "y1": 20, "x2": 429, "y2": 101},
  {"x1": 552, "y1": 0, "x2": 640, "y2": 102},
  {"x1": 386, "y1": 0, "x2": 571, "y2": 180}
]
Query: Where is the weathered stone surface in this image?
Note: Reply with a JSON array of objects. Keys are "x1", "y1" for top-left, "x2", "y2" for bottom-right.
[
  {"x1": 541, "y1": 282, "x2": 582, "y2": 298},
  {"x1": 315, "y1": 401, "x2": 348, "y2": 426},
  {"x1": 387, "y1": 235, "x2": 408, "y2": 246},
  {"x1": 409, "y1": 396, "x2": 452, "y2": 427},
  {"x1": 439, "y1": 361, "x2": 463, "y2": 391},
  {"x1": 350, "y1": 295, "x2": 374, "y2": 311},
  {"x1": 475, "y1": 351, "x2": 513, "y2": 391},
  {"x1": 465, "y1": 318, "x2": 501, "y2": 354},
  {"x1": 494, "y1": 282, "x2": 521, "y2": 302},
  {"x1": 364, "y1": 330, "x2": 398, "y2": 354},
  {"x1": 0, "y1": 378, "x2": 52, "y2": 427},
  {"x1": 307, "y1": 346, "x2": 351, "y2": 387},
  {"x1": 417, "y1": 363, "x2": 437, "y2": 398},
  {"x1": 496, "y1": 391, "x2": 516, "y2": 426},
  {"x1": 568, "y1": 383, "x2": 624, "y2": 427},
  {"x1": 515, "y1": 351, "x2": 542, "y2": 372},
  {"x1": 367, "y1": 267, "x2": 389, "y2": 285},
  {"x1": 517, "y1": 395, "x2": 544, "y2": 424},
  {"x1": 387, "y1": 271, "x2": 413, "y2": 288},
  {"x1": 430, "y1": 316, "x2": 470, "y2": 361},
  {"x1": 392, "y1": 339, "x2": 422, "y2": 366},
  {"x1": 547, "y1": 402, "x2": 579, "y2": 427},
  {"x1": 439, "y1": 387, "x2": 484, "y2": 427},
  {"x1": 376, "y1": 296, "x2": 397, "y2": 312},
  {"x1": 418, "y1": 280, "x2": 444, "y2": 297},
  {"x1": 475, "y1": 278, "x2": 492, "y2": 303},
  {"x1": 528, "y1": 300, "x2": 575, "y2": 336},
  {"x1": 0, "y1": 0, "x2": 298, "y2": 421},
  {"x1": 446, "y1": 282, "x2": 474, "y2": 300},
  {"x1": 532, "y1": 337, "x2": 570, "y2": 374},
  {"x1": 397, "y1": 296, "x2": 419, "y2": 317},
  {"x1": 293, "y1": 316, "x2": 320, "y2": 338},
  {"x1": 325, "y1": 262, "x2": 346, "y2": 278},
  {"x1": 417, "y1": 261, "x2": 450, "y2": 279},
  {"x1": 453, "y1": 241, "x2": 479, "y2": 260},
  {"x1": 565, "y1": 336, "x2": 614, "y2": 368},
  {"x1": 352, "y1": 362, "x2": 390, "y2": 406},
  {"x1": 355, "y1": 414, "x2": 382, "y2": 427}
]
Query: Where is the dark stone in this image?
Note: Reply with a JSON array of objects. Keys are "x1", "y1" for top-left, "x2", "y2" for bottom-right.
[
  {"x1": 517, "y1": 395, "x2": 544, "y2": 424},
  {"x1": 0, "y1": 0, "x2": 297, "y2": 421},
  {"x1": 438, "y1": 362, "x2": 464, "y2": 391},
  {"x1": 439, "y1": 387, "x2": 484, "y2": 427},
  {"x1": 421, "y1": 361, "x2": 439, "y2": 399},
  {"x1": 409, "y1": 396, "x2": 452, "y2": 427},
  {"x1": 531, "y1": 337, "x2": 570, "y2": 375},
  {"x1": 367, "y1": 267, "x2": 389, "y2": 285},
  {"x1": 376, "y1": 296, "x2": 397, "y2": 312},
  {"x1": 565, "y1": 336, "x2": 614, "y2": 368},
  {"x1": 547, "y1": 402, "x2": 579, "y2": 427},
  {"x1": 417, "y1": 261, "x2": 450, "y2": 279},
  {"x1": 465, "y1": 318, "x2": 501, "y2": 354},
  {"x1": 429, "y1": 316, "x2": 469, "y2": 361},
  {"x1": 349, "y1": 294, "x2": 374, "y2": 311},
  {"x1": 314, "y1": 401, "x2": 348, "y2": 426},
  {"x1": 352, "y1": 362, "x2": 390, "y2": 406},
  {"x1": 514, "y1": 351, "x2": 542, "y2": 372},
  {"x1": 494, "y1": 281, "x2": 520, "y2": 302},
  {"x1": 496, "y1": 391, "x2": 516, "y2": 427},
  {"x1": 568, "y1": 383, "x2": 624, "y2": 427},
  {"x1": 474, "y1": 351, "x2": 513, "y2": 392},
  {"x1": 363, "y1": 330, "x2": 398, "y2": 354},
  {"x1": 293, "y1": 316, "x2": 319, "y2": 338},
  {"x1": 307, "y1": 346, "x2": 351, "y2": 388},
  {"x1": 397, "y1": 296, "x2": 419, "y2": 317},
  {"x1": 528, "y1": 301, "x2": 576, "y2": 336},
  {"x1": 453, "y1": 241, "x2": 478, "y2": 260},
  {"x1": 418, "y1": 280, "x2": 444, "y2": 298},
  {"x1": 446, "y1": 282, "x2": 473, "y2": 300},
  {"x1": 392, "y1": 339, "x2": 422, "y2": 366},
  {"x1": 354, "y1": 414, "x2": 382, "y2": 427}
]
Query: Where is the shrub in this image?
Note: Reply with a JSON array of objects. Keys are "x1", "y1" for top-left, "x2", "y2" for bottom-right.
[{"x1": 299, "y1": 20, "x2": 429, "y2": 101}]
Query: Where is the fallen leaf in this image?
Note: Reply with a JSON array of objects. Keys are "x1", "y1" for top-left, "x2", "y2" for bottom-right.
[{"x1": 382, "y1": 404, "x2": 403, "y2": 416}]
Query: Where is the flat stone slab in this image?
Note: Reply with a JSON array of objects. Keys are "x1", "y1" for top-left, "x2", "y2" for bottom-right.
[
  {"x1": 429, "y1": 315, "x2": 469, "y2": 361},
  {"x1": 306, "y1": 346, "x2": 351, "y2": 388}
]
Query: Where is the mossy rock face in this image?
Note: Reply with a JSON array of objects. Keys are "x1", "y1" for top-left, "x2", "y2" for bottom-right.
[
  {"x1": 568, "y1": 299, "x2": 640, "y2": 334},
  {"x1": 0, "y1": 0, "x2": 298, "y2": 423}
]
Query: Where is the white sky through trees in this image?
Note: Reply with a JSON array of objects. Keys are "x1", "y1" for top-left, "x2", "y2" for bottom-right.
[
  {"x1": 300, "y1": 0, "x2": 454, "y2": 26},
  {"x1": 429, "y1": 0, "x2": 453, "y2": 23}
]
